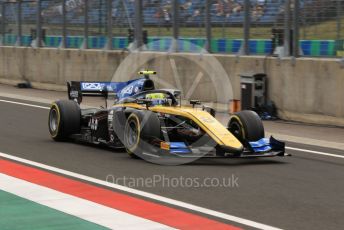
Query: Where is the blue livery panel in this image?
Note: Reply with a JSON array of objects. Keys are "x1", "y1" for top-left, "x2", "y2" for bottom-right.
[
  {"x1": 79, "y1": 78, "x2": 148, "y2": 99},
  {"x1": 249, "y1": 136, "x2": 285, "y2": 153},
  {"x1": 169, "y1": 142, "x2": 191, "y2": 154}
]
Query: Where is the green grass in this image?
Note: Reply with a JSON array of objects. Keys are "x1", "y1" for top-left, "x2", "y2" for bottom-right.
[{"x1": 299, "y1": 19, "x2": 344, "y2": 40}]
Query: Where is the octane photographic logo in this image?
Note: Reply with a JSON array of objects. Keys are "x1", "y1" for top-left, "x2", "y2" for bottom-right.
[
  {"x1": 110, "y1": 39, "x2": 234, "y2": 165},
  {"x1": 105, "y1": 174, "x2": 239, "y2": 189}
]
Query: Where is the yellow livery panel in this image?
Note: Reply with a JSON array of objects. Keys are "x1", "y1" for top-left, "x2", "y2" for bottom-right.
[{"x1": 113, "y1": 104, "x2": 243, "y2": 150}]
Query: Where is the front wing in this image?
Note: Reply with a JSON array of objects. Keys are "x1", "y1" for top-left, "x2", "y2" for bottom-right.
[{"x1": 141, "y1": 136, "x2": 287, "y2": 159}]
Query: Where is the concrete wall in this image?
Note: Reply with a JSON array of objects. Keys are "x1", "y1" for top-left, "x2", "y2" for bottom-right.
[{"x1": 0, "y1": 47, "x2": 343, "y2": 126}]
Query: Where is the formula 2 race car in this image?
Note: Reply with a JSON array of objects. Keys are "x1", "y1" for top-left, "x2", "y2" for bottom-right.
[{"x1": 48, "y1": 71, "x2": 286, "y2": 163}]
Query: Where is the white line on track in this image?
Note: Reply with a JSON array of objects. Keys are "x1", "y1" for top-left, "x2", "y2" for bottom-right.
[
  {"x1": 286, "y1": 147, "x2": 344, "y2": 159},
  {"x1": 0, "y1": 152, "x2": 282, "y2": 230},
  {"x1": 0, "y1": 99, "x2": 50, "y2": 110}
]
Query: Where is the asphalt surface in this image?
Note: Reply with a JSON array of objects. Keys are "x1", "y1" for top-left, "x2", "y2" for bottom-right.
[{"x1": 0, "y1": 96, "x2": 344, "y2": 230}]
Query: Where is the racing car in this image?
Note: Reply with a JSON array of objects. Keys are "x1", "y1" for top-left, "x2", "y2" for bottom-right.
[{"x1": 48, "y1": 71, "x2": 286, "y2": 162}]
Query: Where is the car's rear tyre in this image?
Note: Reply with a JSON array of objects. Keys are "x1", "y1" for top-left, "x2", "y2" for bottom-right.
[
  {"x1": 228, "y1": 110, "x2": 264, "y2": 143},
  {"x1": 124, "y1": 113, "x2": 142, "y2": 158},
  {"x1": 48, "y1": 100, "x2": 81, "y2": 141}
]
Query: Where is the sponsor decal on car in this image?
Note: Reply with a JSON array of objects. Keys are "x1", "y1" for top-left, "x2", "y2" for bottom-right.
[{"x1": 81, "y1": 83, "x2": 105, "y2": 91}]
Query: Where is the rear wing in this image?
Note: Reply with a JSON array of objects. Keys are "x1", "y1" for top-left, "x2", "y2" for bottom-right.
[
  {"x1": 67, "y1": 81, "x2": 128, "y2": 104},
  {"x1": 67, "y1": 76, "x2": 155, "y2": 104}
]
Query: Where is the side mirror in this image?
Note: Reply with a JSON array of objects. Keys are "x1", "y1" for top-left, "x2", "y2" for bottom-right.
[
  {"x1": 202, "y1": 105, "x2": 216, "y2": 117},
  {"x1": 190, "y1": 100, "x2": 201, "y2": 108}
]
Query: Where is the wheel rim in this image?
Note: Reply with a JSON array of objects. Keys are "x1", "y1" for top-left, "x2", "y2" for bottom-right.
[
  {"x1": 49, "y1": 108, "x2": 58, "y2": 133},
  {"x1": 126, "y1": 120, "x2": 138, "y2": 148},
  {"x1": 229, "y1": 121, "x2": 243, "y2": 141}
]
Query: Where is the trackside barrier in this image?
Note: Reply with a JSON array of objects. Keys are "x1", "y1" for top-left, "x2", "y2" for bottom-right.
[
  {"x1": 0, "y1": 47, "x2": 343, "y2": 126},
  {"x1": 2, "y1": 34, "x2": 343, "y2": 57}
]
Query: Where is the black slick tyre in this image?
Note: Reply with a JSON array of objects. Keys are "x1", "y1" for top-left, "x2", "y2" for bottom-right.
[
  {"x1": 48, "y1": 100, "x2": 81, "y2": 141},
  {"x1": 228, "y1": 110, "x2": 264, "y2": 143},
  {"x1": 124, "y1": 113, "x2": 142, "y2": 158}
]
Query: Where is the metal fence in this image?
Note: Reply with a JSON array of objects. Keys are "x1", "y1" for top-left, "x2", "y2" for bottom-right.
[{"x1": 0, "y1": 0, "x2": 343, "y2": 57}]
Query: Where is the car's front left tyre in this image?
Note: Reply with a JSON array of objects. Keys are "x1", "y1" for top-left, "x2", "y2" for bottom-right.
[
  {"x1": 228, "y1": 110, "x2": 264, "y2": 143},
  {"x1": 124, "y1": 113, "x2": 142, "y2": 158},
  {"x1": 48, "y1": 100, "x2": 81, "y2": 141}
]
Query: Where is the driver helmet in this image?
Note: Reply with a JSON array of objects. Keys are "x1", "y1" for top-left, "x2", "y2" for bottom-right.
[{"x1": 146, "y1": 93, "x2": 167, "y2": 106}]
